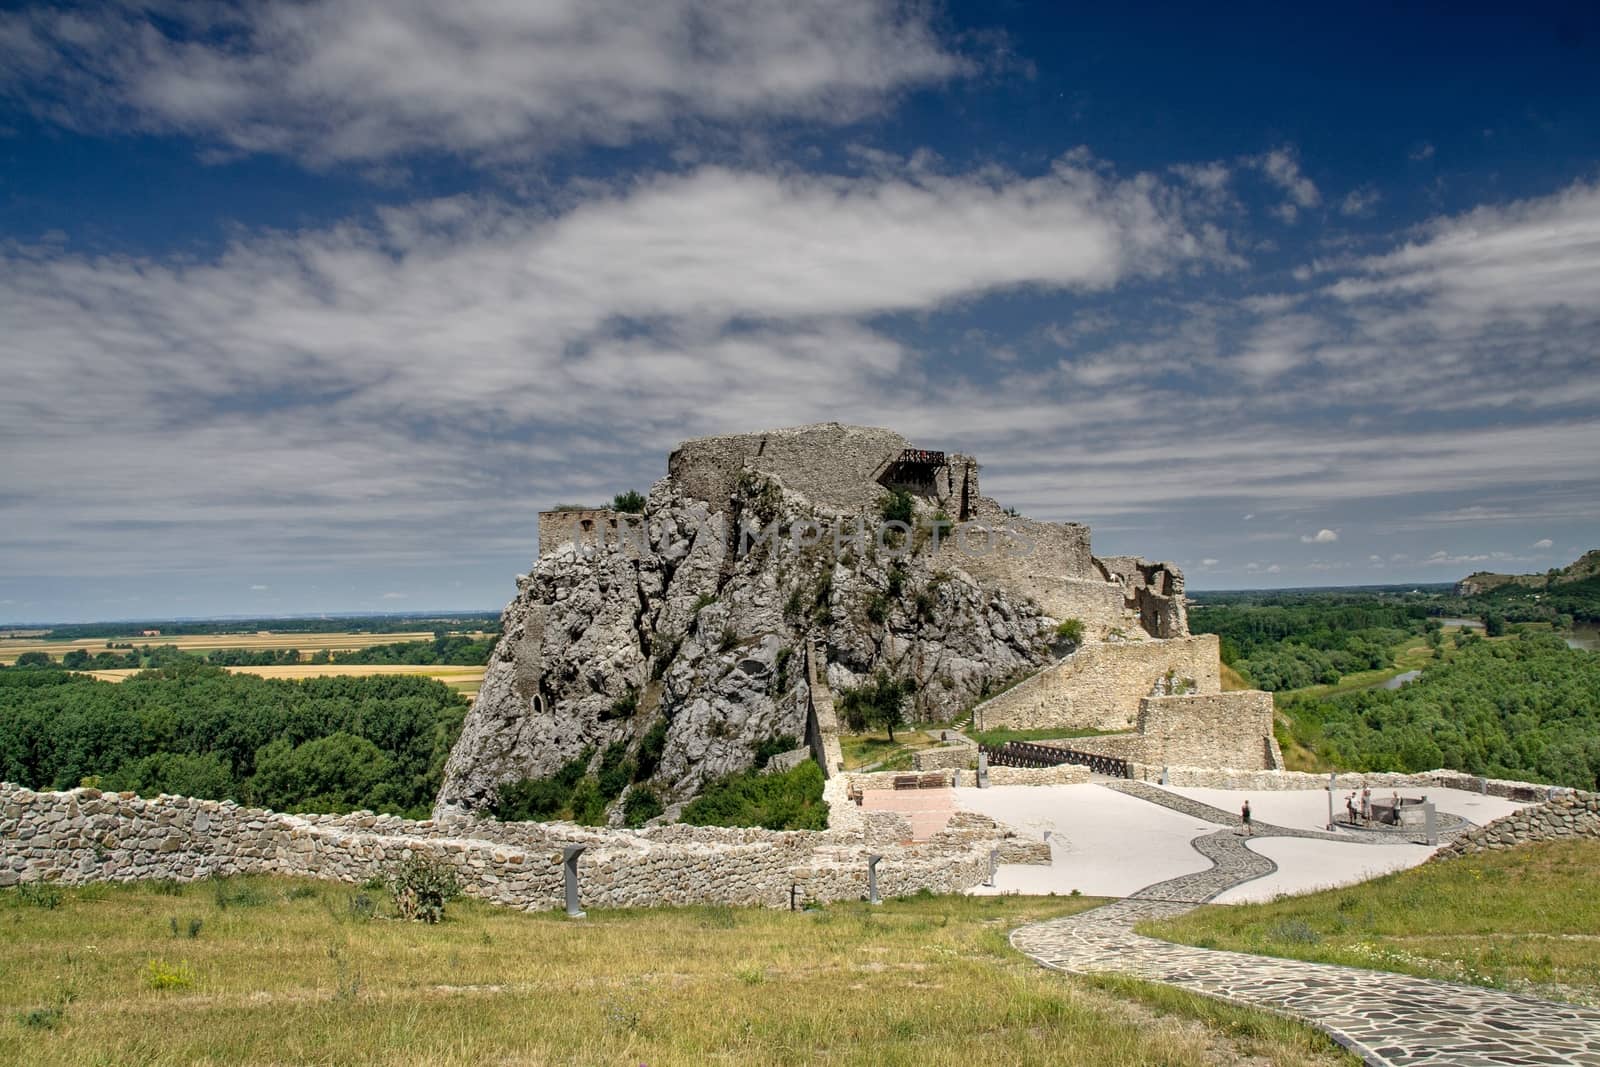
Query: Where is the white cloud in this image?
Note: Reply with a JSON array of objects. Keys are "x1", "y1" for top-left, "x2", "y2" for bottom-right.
[
  {"x1": 380, "y1": 592, "x2": 407, "y2": 600},
  {"x1": 1201, "y1": 558, "x2": 1219, "y2": 566},
  {"x1": 1410, "y1": 142, "x2": 1436, "y2": 161},
  {"x1": 1249, "y1": 146, "x2": 1320, "y2": 222},
  {"x1": 1340, "y1": 186, "x2": 1380, "y2": 217},
  {"x1": 0, "y1": 0, "x2": 970, "y2": 165},
  {"x1": 250, "y1": 584, "x2": 269, "y2": 591},
  {"x1": 1532, "y1": 538, "x2": 1554, "y2": 549},
  {"x1": 1301, "y1": 528, "x2": 1339, "y2": 543}
]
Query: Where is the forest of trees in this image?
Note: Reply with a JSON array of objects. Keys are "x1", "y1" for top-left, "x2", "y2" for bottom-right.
[
  {"x1": 0, "y1": 665, "x2": 466, "y2": 818},
  {"x1": 1277, "y1": 633, "x2": 1600, "y2": 790},
  {"x1": 1189, "y1": 596, "x2": 1433, "y2": 691}
]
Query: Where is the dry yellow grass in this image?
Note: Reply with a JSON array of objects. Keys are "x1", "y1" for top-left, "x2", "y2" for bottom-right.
[
  {"x1": 0, "y1": 631, "x2": 452, "y2": 665},
  {"x1": 80, "y1": 663, "x2": 486, "y2": 688},
  {"x1": 0, "y1": 877, "x2": 1355, "y2": 1066}
]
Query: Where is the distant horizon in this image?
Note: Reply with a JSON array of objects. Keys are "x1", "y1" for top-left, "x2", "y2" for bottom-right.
[{"x1": 0, "y1": 580, "x2": 1474, "y2": 630}]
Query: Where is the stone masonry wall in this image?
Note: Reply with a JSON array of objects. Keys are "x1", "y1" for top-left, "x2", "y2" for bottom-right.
[
  {"x1": 972, "y1": 635, "x2": 1224, "y2": 732},
  {"x1": 1432, "y1": 791, "x2": 1600, "y2": 859},
  {"x1": 1137, "y1": 691, "x2": 1282, "y2": 771},
  {"x1": 0, "y1": 782, "x2": 1043, "y2": 908}
]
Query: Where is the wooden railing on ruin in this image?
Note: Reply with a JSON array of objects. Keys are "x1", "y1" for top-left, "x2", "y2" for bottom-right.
[{"x1": 980, "y1": 741, "x2": 1130, "y2": 779}]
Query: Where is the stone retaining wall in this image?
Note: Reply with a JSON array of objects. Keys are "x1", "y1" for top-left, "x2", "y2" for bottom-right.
[
  {"x1": 987, "y1": 764, "x2": 1090, "y2": 787},
  {"x1": 912, "y1": 743, "x2": 979, "y2": 771},
  {"x1": 1432, "y1": 791, "x2": 1600, "y2": 859},
  {"x1": 1123, "y1": 765, "x2": 1570, "y2": 799},
  {"x1": 972, "y1": 636, "x2": 1224, "y2": 733},
  {"x1": 0, "y1": 781, "x2": 1041, "y2": 909}
]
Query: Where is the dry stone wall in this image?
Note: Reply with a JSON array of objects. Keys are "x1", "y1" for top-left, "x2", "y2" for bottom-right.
[
  {"x1": 0, "y1": 782, "x2": 1042, "y2": 908},
  {"x1": 1432, "y1": 791, "x2": 1600, "y2": 859}
]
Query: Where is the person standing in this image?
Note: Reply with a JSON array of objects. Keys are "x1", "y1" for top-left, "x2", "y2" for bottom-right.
[
  {"x1": 1361, "y1": 786, "x2": 1373, "y2": 823},
  {"x1": 1240, "y1": 799, "x2": 1253, "y2": 837}
]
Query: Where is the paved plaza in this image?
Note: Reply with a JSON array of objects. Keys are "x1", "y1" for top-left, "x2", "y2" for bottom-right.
[{"x1": 998, "y1": 781, "x2": 1600, "y2": 1066}]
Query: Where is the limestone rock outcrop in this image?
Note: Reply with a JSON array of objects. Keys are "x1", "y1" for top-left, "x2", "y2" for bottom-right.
[{"x1": 435, "y1": 423, "x2": 1188, "y2": 821}]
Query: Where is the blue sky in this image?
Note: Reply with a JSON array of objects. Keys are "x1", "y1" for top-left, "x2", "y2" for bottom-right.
[{"x1": 2, "y1": 2, "x2": 1598, "y2": 623}]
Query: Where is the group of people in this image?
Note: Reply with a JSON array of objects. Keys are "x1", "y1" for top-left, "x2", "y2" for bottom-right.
[{"x1": 1239, "y1": 785, "x2": 1411, "y2": 836}]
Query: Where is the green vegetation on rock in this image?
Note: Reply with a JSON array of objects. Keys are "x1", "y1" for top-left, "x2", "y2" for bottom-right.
[{"x1": 681, "y1": 760, "x2": 828, "y2": 831}]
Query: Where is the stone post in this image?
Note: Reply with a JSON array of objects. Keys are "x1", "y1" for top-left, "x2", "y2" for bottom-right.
[
  {"x1": 562, "y1": 844, "x2": 586, "y2": 918},
  {"x1": 977, "y1": 751, "x2": 989, "y2": 789},
  {"x1": 1423, "y1": 803, "x2": 1437, "y2": 846},
  {"x1": 1327, "y1": 771, "x2": 1336, "y2": 831},
  {"x1": 984, "y1": 848, "x2": 998, "y2": 888},
  {"x1": 867, "y1": 854, "x2": 883, "y2": 905}
]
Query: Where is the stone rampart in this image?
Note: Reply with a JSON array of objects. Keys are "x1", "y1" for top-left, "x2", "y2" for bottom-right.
[
  {"x1": 987, "y1": 764, "x2": 1091, "y2": 787},
  {"x1": 536, "y1": 508, "x2": 629, "y2": 557},
  {"x1": 1433, "y1": 791, "x2": 1600, "y2": 859},
  {"x1": 972, "y1": 636, "x2": 1224, "y2": 733},
  {"x1": 913, "y1": 743, "x2": 979, "y2": 771},
  {"x1": 1137, "y1": 691, "x2": 1282, "y2": 771},
  {"x1": 804, "y1": 640, "x2": 845, "y2": 778},
  {"x1": 0, "y1": 782, "x2": 1042, "y2": 908},
  {"x1": 1116, "y1": 765, "x2": 1572, "y2": 800}
]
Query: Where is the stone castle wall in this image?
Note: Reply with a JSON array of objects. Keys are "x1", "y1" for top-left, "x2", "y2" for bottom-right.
[
  {"x1": 1136, "y1": 691, "x2": 1282, "y2": 771},
  {"x1": 0, "y1": 782, "x2": 1043, "y2": 907},
  {"x1": 536, "y1": 508, "x2": 627, "y2": 557},
  {"x1": 668, "y1": 423, "x2": 908, "y2": 515},
  {"x1": 972, "y1": 635, "x2": 1224, "y2": 732}
]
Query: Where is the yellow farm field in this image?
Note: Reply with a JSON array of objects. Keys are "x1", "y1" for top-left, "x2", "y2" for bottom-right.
[
  {"x1": 82, "y1": 662, "x2": 485, "y2": 695},
  {"x1": 0, "y1": 631, "x2": 449, "y2": 666}
]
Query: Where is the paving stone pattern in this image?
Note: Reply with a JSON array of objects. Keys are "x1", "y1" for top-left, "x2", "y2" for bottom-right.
[{"x1": 1012, "y1": 784, "x2": 1600, "y2": 1066}]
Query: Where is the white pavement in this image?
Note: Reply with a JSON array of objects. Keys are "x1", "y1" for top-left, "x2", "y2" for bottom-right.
[
  {"x1": 959, "y1": 783, "x2": 1528, "y2": 903},
  {"x1": 1166, "y1": 785, "x2": 1527, "y2": 835}
]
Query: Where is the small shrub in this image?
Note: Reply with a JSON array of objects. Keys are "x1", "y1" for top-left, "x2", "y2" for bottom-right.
[
  {"x1": 602, "y1": 687, "x2": 639, "y2": 721},
  {"x1": 17, "y1": 1004, "x2": 66, "y2": 1030},
  {"x1": 691, "y1": 593, "x2": 717, "y2": 616},
  {"x1": 168, "y1": 916, "x2": 203, "y2": 939},
  {"x1": 387, "y1": 853, "x2": 461, "y2": 924},
  {"x1": 622, "y1": 787, "x2": 663, "y2": 827},
  {"x1": 879, "y1": 488, "x2": 915, "y2": 526},
  {"x1": 347, "y1": 892, "x2": 376, "y2": 921},
  {"x1": 16, "y1": 882, "x2": 63, "y2": 909},
  {"x1": 144, "y1": 959, "x2": 196, "y2": 991},
  {"x1": 719, "y1": 627, "x2": 739, "y2": 652},
  {"x1": 596, "y1": 741, "x2": 635, "y2": 800},
  {"x1": 569, "y1": 779, "x2": 607, "y2": 826},
  {"x1": 865, "y1": 592, "x2": 891, "y2": 625},
  {"x1": 611, "y1": 489, "x2": 647, "y2": 514},
  {"x1": 634, "y1": 716, "x2": 670, "y2": 781},
  {"x1": 1054, "y1": 618, "x2": 1085, "y2": 645}
]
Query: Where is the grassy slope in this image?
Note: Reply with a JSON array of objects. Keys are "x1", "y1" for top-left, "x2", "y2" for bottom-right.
[
  {"x1": 1, "y1": 877, "x2": 1352, "y2": 1066},
  {"x1": 1141, "y1": 839, "x2": 1600, "y2": 1007}
]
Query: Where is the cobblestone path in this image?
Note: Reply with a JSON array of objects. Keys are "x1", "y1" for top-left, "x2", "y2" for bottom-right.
[{"x1": 1012, "y1": 785, "x2": 1600, "y2": 1065}]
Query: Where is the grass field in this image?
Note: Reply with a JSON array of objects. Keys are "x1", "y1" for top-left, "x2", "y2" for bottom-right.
[
  {"x1": 0, "y1": 876, "x2": 1353, "y2": 1066},
  {"x1": 1141, "y1": 839, "x2": 1600, "y2": 1008},
  {"x1": 0, "y1": 631, "x2": 450, "y2": 666},
  {"x1": 79, "y1": 662, "x2": 486, "y2": 695}
]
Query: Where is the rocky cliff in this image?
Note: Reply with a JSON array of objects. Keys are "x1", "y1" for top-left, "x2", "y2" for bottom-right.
[
  {"x1": 1455, "y1": 549, "x2": 1600, "y2": 597},
  {"x1": 435, "y1": 423, "x2": 1186, "y2": 822}
]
